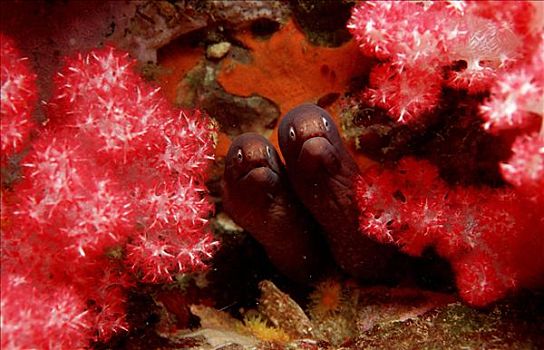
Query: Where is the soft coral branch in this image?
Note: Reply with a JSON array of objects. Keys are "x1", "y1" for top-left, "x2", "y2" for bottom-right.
[
  {"x1": 0, "y1": 273, "x2": 92, "y2": 350},
  {"x1": 356, "y1": 158, "x2": 544, "y2": 307},
  {"x1": 0, "y1": 34, "x2": 37, "y2": 159},
  {"x1": 348, "y1": 1, "x2": 537, "y2": 126},
  {"x1": 347, "y1": 6, "x2": 544, "y2": 306},
  {"x1": 480, "y1": 34, "x2": 544, "y2": 132},
  {"x1": 1, "y1": 40, "x2": 218, "y2": 347},
  {"x1": 45, "y1": 45, "x2": 218, "y2": 283},
  {"x1": 126, "y1": 173, "x2": 217, "y2": 282},
  {"x1": 363, "y1": 64, "x2": 442, "y2": 124},
  {"x1": 15, "y1": 131, "x2": 133, "y2": 256},
  {"x1": 500, "y1": 133, "x2": 544, "y2": 203},
  {"x1": 49, "y1": 46, "x2": 168, "y2": 164},
  {"x1": 347, "y1": 1, "x2": 462, "y2": 68}
]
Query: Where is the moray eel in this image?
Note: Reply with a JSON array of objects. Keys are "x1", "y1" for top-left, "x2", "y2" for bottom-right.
[
  {"x1": 278, "y1": 104, "x2": 395, "y2": 280},
  {"x1": 222, "y1": 133, "x2": 326, "y2": 283}
]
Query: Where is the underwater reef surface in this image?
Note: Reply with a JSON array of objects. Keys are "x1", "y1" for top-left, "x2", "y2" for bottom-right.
[{"x1": 1, "y1": 1, "x2": 543, "y2": 349}]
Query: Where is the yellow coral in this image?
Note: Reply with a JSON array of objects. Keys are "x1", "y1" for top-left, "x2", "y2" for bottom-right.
[
  {"x1": 308, "y1": 279, "x2": 344, "y2": 318},
  {"x1": 242, "y1": 313, "x2": 290, "y2": 343}
]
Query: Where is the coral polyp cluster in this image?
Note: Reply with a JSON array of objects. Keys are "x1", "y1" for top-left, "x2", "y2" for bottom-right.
[
  {"x1": 347, "y1": 1, "x2": 543, "y2": 307},
  {"x1": 1, "y1": 39, "x2": 217, "y2": 347},
  {"x1": 347, "y1": 1, "x2": 539, "y2": 124},
  {"x1": 364, "y1": 63, "x2": 441, "y2": 124},
  {"x1": 356, "y1": 158, "x2": 543, "y2": 306},
  {"x1": 0, "y1": 34, "x2": 37, "y2": 159},
  {"x1": 481, "y1": 35, "x2": 544, "y2": 203},
  {"x1": 501, "y1": 133, "x2": 544, "y2": 203},
  {"x1": 0, "y1": 273, "x2": 92, "y2": 349}
]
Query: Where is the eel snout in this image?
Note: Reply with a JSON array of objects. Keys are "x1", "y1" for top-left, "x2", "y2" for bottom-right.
[{"x1": 297, "y1": 137, "x2": 341, "y2": 175}]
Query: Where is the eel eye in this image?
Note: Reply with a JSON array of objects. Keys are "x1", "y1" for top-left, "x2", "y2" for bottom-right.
[
  {"x1": 266, "y1": 146, "x2": 272, "y2": 158},
  {"x1": 236, "y1": 149, "x2": 243, "y2": 163},
  {"x1": 322, "y1": 117, "x2": 330, "y2": 131},
  {"x1": 289, "y1": 126, "x2": 296, "y2": 141}
]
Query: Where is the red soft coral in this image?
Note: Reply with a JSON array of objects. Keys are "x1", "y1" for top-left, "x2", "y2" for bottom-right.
[
  {"x1": 443, "y1": 14, "x2": 521, "y2": 94},
  {"x1": 69, "y1": 257, "x2": 134, "y2": 340},
  {"x1": 348, "y1": 1, "x2": 537, "y2": 126},
  {"x1": 363, "y1": 64, "x2": 442, "y2": 124},
  {"x1": 0, "y1": 34, "x2": 37, "y2": 159},
  {"x1": 14, "y1": 131, "x2": 133, "y2": 256},
  {"x1": 0, "y1": 273, "x2": 92, "y2": 350},
  {"x1": 480, "y1": 69, "x2": 543, "y2": 131},
  {"x1": 45, "y1": 45, "x2": 218, "y2": 282},
  {"x1": 356, "y1": 158, "x2": 544, "y2": 306},
  {"x1": 480, "y1": 34, "x2": 543, "y2": 131},
  {"x1": 501, "y1": 133, "x2": 544, "y2": 203},
  {"x1": 347, "y1": 1, "x2": 463, "y2": 68},
  {"x1": 126, "y1": 172, "x2": 217, "y2": 282},
  {"x1": 450, "y1": 188, "x2": 543, "y2": 306},
  {"x1": 479, "y1": 31, "x2": 543, "y2": 203},
  {"x1": 49, "y1": 46, "x2": 168, "y2": 164},
  {"x1": 465, "y1": 1, "x2": 542, "y2": 48},
  {"x1": 1, "y1": 43, "x2": 218, "y2": 346},
  {"x1": 357, "y1": 158, "x2": 450, "y2": 255},
  {"x1": 155, "y1": 109, "x2": 216, "y2": 177}
]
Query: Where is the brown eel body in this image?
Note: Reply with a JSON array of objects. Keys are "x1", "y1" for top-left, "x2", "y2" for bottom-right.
[
  {"x1": 278, "y1": 104, "x2": 395, "y2": 280},
  {"x1": 222, "y1": 133, "x2": 326, "y2": 283}
]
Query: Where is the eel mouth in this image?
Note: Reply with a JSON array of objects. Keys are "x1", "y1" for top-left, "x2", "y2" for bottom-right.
[
  {"x1": 296, "y1": 136, "x2": 340, "y2": 174},
  {"x1": 240, "y1": 166, "x2": 279, "y2": 184},
  {"x1": 297, "y1": 136, "x2": 332, "y2": 162}
]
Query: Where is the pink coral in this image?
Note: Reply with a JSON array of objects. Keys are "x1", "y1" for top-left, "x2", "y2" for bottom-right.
[
  {"x1": 126, "y1": 169, "x2": 217, "y2": 282},
  {"x1": 348, "y1": 3, "x2": 543, "y2": 306},
  {"x1": 1, "y1": 41, "x2": 217, "y2": 346},
  {"x1": 348, "y1": 1, "x2": 537, "y2": 124},
  {"x1": 15, "y1": 131, "x2": 133, "y2": 256},
  {"x1": 500, "y1": 133, "x2": 544, "y2": 203},
  {"x1": 480, "y1": 69, "x2": 543, "y2": 131},
  {"x1": 70, "y1": 257, "x2": 134, "y2": 340},
  {"x1": 465, "y1": 1, "x2": 541, "y2": 47},
  {"x1": 357, "y1": 159, "x2": 451, "y2": 256},
  {"x1": 157, "y1": 109, "x2": 216, "y2": 177},
  {"x1": 356, "y1": 158, "x2": 544, "y2": 306},
  {"x1": 443, "y1": 14, "x2": 521, "y2": 94},
  {"x1": 347, "y1": 1, "x2": 463, "y2": 68},
  {"x1": 0, "y1": 273, "x2": 92, "y2": 350},
  {"x1": 0, "y1": 34, "x2": 37, "y2": 159},
  {"x1": 480, "y1": 34, "x2": 543, "y2": 132},
  {"x1": 478, "y1": 29, "x2": 543, "y2": 202},
  {"x1": 48, "y1": 46, "x2": 218, "y2": 281},
  {"x1": 49, "y1": 47, "x2": 168, "y2": 163},
  {"x1": 363, "y1": 64, "x2": 442, "y2": 124}
]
